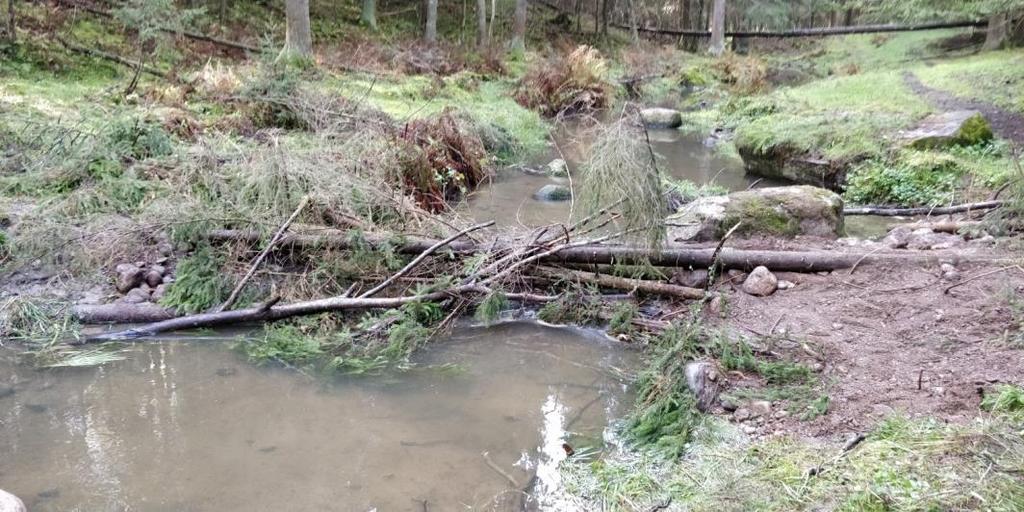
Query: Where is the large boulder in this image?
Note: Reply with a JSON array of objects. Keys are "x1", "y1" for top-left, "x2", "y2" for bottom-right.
[
  {"x1": 736, "y1": 142, "x2": 848, "y2": 190},
  {"x1": 640, "y1": 108, "x2": 683, "y2": 129},
  {"x1": 668, "y1": 185, "x2": 844, "y2": 242},
  {"x1": 898, "y1": 111, "x2": 993, "y2": 149}
]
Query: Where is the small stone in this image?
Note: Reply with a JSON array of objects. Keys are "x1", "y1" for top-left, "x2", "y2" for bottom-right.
[
  {"x1": 774, "y1": 410, "x2": 790, "y2": 419},
  {"x1": 162, "y1": 275, "x2": 174, "y2": 284},
  {"x1": 811, "y1": 362, "x2": 825, "y2": 372},
  {"x1": 533, "y1": 184, "x2": 572, "y2": 202},
  {"x1": 114, "y1": 263, "x2": 144, "y2": 293},
  {"x1": 742, "y1": 266, "x2": 778, "y2": 297},
  {"x1": 720, "y1": 398, "x2": 739, "y2": 412},
  {"x1": 931, "y1": 386, "x2": 946, "y2": 397},
  {"x1": 546, "y1": 158, "x2": 568, "y2": 177},
  {"x1": 158, "y1": 243, "x2": 174, "y2": 256},
  {"x1": 742, "y1": 425, "x2": 757, "y2": 435},
  {"x1": 707, "y1": 295, "x2": 724, "y2": 317},
  {"x1": 152, "y1": 284, "x2": 167, "y2": 301},
  {"x1": 776, "y1": 280, "x2": 795, "y2": 290},
  {"x1": 684, "y1": 361, "x2": 722, "y2": 412},
  {"x1": 145, "y1": 270, "x2": 163, "y2": 288},
  {"x1": 733, "y1": 408, "x2": 752, "y2": 422},
  {"x1": 748, "y1": 400, "x2": 772, "y2": 418},
  {"x1": 151, "y1": 264, "x2": 167, "y2": 276}
]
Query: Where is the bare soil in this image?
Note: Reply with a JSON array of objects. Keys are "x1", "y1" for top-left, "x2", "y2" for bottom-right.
[{"x1": 708, "y1": 236, "x2": 1024, "y2": 441}]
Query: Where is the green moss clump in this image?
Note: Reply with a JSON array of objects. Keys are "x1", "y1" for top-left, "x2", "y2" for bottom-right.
[
  {"x1": 718, "y1": 197, "x2": 799, "y2": 239},
  {"x1": 954, "y1": 114, "x2": 994, "y2": 147}
]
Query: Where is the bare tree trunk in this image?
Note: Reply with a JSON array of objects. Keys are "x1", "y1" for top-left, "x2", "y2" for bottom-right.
[
  {"x1": 628, "y1": 0, "x2": 638, "y2": 43},
  {"x1": 281, "y1": 0, "x2": 312, "y2": 59},
  {"x1": 5, "y1": 0, "x2": 14, "y2": 44},
  {"x1": 983, "y1": 13, "x2": 1008, "y2": 51},
  {"x1": 425, "y1": 0, "x2": 438, "y2": 44},
  {"x1": 511, "y1": 0, "x2": 526, "y2": 51},
  {"x1": 601, "y1": 0, "x2": 612, "y2": 36},
  {"x1": 362, "y1": 0, "x2": 378, "y2": 30},
  {"x1": 708, "y1": 0, "x2": 725, "y2": 55},
  {"x1": 843, "y1": 7, "x2": 854, "y2": 26},
  {"x1": 489, "y1": 0, "x2": 496, "y2": 40},
  {"x1": 476, "y1": 0, "x2": 487, "y2": 47}
]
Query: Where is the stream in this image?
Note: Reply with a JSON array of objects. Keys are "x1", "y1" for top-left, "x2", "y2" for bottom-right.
[
  {"x1": 0, "y1": 322, "x2": 636, "y2": 511},
  {"x1": 465, "y1": 124, "x2": 896, "y2": 239}
]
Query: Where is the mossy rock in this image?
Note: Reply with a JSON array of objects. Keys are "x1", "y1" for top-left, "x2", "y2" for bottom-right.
[
  {"x1": 736, "y1": 141, "x2": 849, "y2": 190},
  {"x1": 534, "y1": 184, "x2": 572, "y2": 202},
  {"x1": 898, "y1": 111, "x2": 993, "y2": 149},
  {"x1": 667, "y1": 186, "x2": 844, "y2": 242}
]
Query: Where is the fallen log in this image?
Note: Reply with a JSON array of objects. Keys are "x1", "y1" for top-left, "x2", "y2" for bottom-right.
[
  {"x1": 74, "y1": 286, "x2": 552, "y2": 343},
  {"x1": 615, "y1": 19, "x2": 985, "y2": 38},
  {"x1": 73, "y1": 303, "x2": 177, "y2": 324},
  {"x1": 208, "y1": 229, "x2": 1009, "y2": 271},
  {"x1": 56, "y1": 0, "x2": 260, "y2": 52},
  {"x1": 57, "y1": 37, "x2": 168, "y2": 78},
  {"x1": 534, "y1": 266, "x2": 707, "y2": 300},
  {"x1": 844, "y1": 201, "x2": 1003, "y2": 217}
]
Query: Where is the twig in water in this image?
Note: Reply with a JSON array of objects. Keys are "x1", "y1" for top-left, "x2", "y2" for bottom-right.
[
  {"x1": 482, "y1": 451, "x2": 521, "y2": 488},
  {"x1": 217, "y1": 196, "x2": 309, "y2": 312}
]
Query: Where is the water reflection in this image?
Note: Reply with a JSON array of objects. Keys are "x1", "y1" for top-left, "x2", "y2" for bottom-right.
[{"x1": 0, "y1": 322, "x2": 634, "y2": 511}]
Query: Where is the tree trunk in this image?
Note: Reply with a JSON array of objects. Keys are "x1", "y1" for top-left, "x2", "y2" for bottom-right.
[
  {"x1": 361, "y1": 0, "x2": 378, "y2": 30},
  {"x1": 511, "y1": 0, "x2": 526, "y2": 51},
  {"x1": 983, "y1": 13, "x2": 1008, "y2": 51},
  {"x1": 476, "y1": 0, "x2": 487, "y2": 47},
  {"x1": 425, "y1": 0, "x2": 438, "y2": 44},
  {"x1": 628, "y1": 0, "x2": 638, "y2": 43},
  {"x1": 5, "y1": 0, "x2": 14, "y2": 44},
  {"x1": 281, "y1": 0, "x2": 312, "y2": 59},
  {"x1": 489, "y1": 0, "x2": 496, "y2": 40},
  {"x1": 708, "y1": 0, "x2": 725, "y2": 55}
]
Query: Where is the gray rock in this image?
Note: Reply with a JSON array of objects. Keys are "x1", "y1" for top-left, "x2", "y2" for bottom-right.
[
  {"x1": 123, "y1": 288, "x2": 151, "y2": 304},
  {"x1": 881, "y1": 225, "x2": 913, "y2": 249},
  {"x1": 158, "y1": 242, "x2": 174, "y2": 256},
  {"x1": 152, "y1": 284, "x2": 167, "y2": 301},
  {"x1": 145, "y1": 270, "x2": 163, "y2": 288},
  {"x1": 720, "y1": 397, "x2": 738, "y2": 412},
  {"x1": 0, "y1": 489, "x2": 25, "y2": 512},
  {"x1": 534, "y1": 184, "x2": 572, "y2": 202},
  {"x1": 639, "y1": 107, "x2": 683, "y2": 129},
  {"x1": 684, "y1": 361, "x2": 722, "y2": 412},
  {"x1": 776, "y1": 280, "x2": 795, "y2": 290},
  {"x1": 748, "y1": 400, "x2": 772, "y2": 418},
  {"x1": 898, "y1": 111, "x2": 993, "y2": 149},
  {"x1": 733, "y1": 408, "x2": 752, "y2": 422},
  {"x1": 546, "y1": 158, "x2": 568, "y2": 177},
  {"x1": 671, "y1": 268, "x2": 709, "y2": 288},
  {"x1": 150, "y1": 264, "x2": 167, "y2": 276},
  {"x1": 668, "y1": 186, "x2": 844, "y2": 242},
  {"x1": 737, "y1": 142, "x2": 847, "y2": 189},
  {"x1": 114, "y1": 263, "x2": 144, "y2": 293},
  {"x1": 162, "y1": 275, "x2": 174, "y2": 284},
  {"x1": 906, "y1": 228, "x2": 964, "y2": 250},
  {"x1": 742, "y1": 266, "x2": 778, "y2": 297}
]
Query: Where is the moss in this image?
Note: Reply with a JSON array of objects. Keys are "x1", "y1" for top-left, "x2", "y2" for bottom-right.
[
  {"x1": 954, "y1": 113, "x2": 994, "y2": 147},
  {"x1": 845, "y1": 150, "x2": 966, "y2": 206},
  {"x1": 718, "y1": 196, "x2": 799, "y2": 239}
]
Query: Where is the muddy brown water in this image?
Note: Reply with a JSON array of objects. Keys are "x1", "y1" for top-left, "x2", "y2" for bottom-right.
[{"x1": 0, "y1": 322, "x2": 636, "y2": 511}]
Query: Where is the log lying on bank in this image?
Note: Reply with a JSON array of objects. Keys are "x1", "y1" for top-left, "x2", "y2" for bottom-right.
[
  {"x1": 533, "y1": 266, "x2": 707, "y2": 300},
  {"x1": 209, "y1": 229, "x2": 1009, "y2": 271},
  {"x1": 57, "y1": 37, "x2": 169, "y2": 78},
  {"x1": 615, "y1": 19, "x2": 986, "y2": 38},
  {"x1": 844, "y1": 200, "x2": 1004, "y2": 217},
  {"x1": 74, "y1": 286, "x2": 552, "y2": 343},
  {"x1": 73, "y1": 303, "x2": 177, "y2": 324}
]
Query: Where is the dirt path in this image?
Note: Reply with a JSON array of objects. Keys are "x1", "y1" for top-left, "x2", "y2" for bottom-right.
[
  {"x1": 904, "y1": 71, "x2": 1024, "y2": 145},
  {"x1": 713, "y1": 238, "x2": 1024, "y2": 440}
]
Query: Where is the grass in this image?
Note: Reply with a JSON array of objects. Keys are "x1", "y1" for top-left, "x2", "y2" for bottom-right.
[
  {"x1": 915, "y1": 50, "x2": 1024, "y2": 115},
  {"x1": 564, "y1": 414, "x2": 1024, "y2": 511}
]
